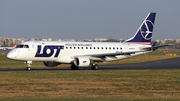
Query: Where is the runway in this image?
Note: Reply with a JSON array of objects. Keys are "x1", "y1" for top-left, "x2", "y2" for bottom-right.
[{"x1": 1, "y1": 57, "x2": 180, "y2": 71}]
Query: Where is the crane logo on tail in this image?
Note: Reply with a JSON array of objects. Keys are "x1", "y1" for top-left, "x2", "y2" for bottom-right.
[
  {"x1": 140, "y1": 20, "x2": 154, "y2": 40},
  {"x1": 124, "y1": 13, "x2": 156, "y2": 43}
]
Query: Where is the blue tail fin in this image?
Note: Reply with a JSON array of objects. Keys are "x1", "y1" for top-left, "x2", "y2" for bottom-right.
[{"x1": 125, "y1": 13, "x2": 156, "y2": 45}]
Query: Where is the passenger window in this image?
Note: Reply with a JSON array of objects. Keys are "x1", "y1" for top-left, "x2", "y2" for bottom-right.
[
  {"x1": 97, "y1": 47, "x2": 99, "y2": 49},
  {"x1": 113, "y1": 47, "x2": 115, "y2": 50},
  {"x1": 70, "y1": 47, "x2": 72, "y2": 49},
  {"x1": 106, "y1": 47, "x2": 107, "y2": 49},
  {"x1": 117, "y1": 47, "x2": 119, "y2": 50},
  {"x1": 120, "y1": 47, "x2": 122, "y2": 50},
  {"x1": 109, "y1": 47, "x2": 111, "y2": 50},
  {"x1": 66, "y1": 47, "x2": 68, "y2": 49},
  {"x1": 86, "y1": 47, "x2": 88, "y2": 49},
  {"x1": 82, "y1": 47, "x2": 83, "y2": 49},
  {"x1": 74, "y1": 47, "x2": 76, "y2": 49},
  {"x1": 94, "y1": 47, "x2": 96, "y2": 49},
  {"x1": 101, "y1": 47, "x2": 103, "y2": 49},
  {"x1": 78, "y1": 47, "x2": 79, "y2": 49},
  {"x1": 90, "y1": 47, "x2": 92, "y2": 49}
]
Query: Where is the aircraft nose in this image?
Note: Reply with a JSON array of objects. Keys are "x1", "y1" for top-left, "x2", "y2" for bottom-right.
[{"x1": 7, "y1": 51, "x2": 16, "y2": 59}]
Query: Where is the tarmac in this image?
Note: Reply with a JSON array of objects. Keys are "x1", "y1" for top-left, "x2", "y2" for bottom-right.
[
  {"x1": 0, "y1": 50, "x2": 10, "y2": 54},
  {"x1": 0, "y1": 57, "x2": 180, "y2": 71}
]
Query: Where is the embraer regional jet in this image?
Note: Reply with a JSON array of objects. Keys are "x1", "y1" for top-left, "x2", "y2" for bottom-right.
[{"x1": 7, "y1": 13, "x2": 163, "y2": 71}]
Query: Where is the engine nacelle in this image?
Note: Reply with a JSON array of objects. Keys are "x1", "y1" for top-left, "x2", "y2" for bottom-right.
[
  {"x1": 43, "y1": 61, "x2": 60, "y2": 67},
  {"x1": 74, "y1": 57, "x2": 91, "y2": 67}
]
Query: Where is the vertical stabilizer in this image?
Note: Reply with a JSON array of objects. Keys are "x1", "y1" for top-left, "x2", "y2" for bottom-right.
[{"x1": 124, "y1": 13, "x2": 156, "y2": 45}]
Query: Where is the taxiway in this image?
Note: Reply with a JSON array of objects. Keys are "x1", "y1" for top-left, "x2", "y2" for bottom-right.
[{"x1": 0, "y1": 57, "x2": 180, "y2": 71}]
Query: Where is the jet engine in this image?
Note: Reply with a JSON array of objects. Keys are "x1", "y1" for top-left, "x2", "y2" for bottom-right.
[
  {"x1": 74, "y1": 57, "x2": 91, "y2": 67},
  {"x1": 43, "y1": 61, "x2": 61, "y2": 67}
]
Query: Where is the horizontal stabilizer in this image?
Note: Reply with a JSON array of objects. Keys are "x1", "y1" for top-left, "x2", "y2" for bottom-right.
[{"x1": 142, "y1": 44, "x2": 175, "y2": 51}]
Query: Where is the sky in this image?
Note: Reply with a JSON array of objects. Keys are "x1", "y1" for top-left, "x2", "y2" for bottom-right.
[{"x1": 0, "y1": 0, "x2": 180, "y2": 40}]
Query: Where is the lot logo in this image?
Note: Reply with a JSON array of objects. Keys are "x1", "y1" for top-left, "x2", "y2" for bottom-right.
[
  {"x1": 83, "y1": 61, "x2": 87, "y2": 63},
  {"x1": 140, "y1": 20, "x2": 154, "y2": 40},
  {"x1": 35, "y1": 45, "x2": 64, "y2": 57}
]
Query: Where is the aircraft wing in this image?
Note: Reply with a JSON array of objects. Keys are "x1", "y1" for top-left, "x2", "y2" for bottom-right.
[
  {"x1": 85, "y1": 51, "x2": 138, "y2": 57},
  {"x1": 72, "y1": 51, "x2": 142, "y2": 61}
]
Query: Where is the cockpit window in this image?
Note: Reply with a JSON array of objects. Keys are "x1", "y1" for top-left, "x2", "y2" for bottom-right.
[
  {"x1": 16, "y1": 45, "x2": 29, "y2": 48},
  {"x1": 16, "y1": 45, "x2": 24, "y2": 48},
  {"x1": 24, "y1": 45, "x2": 29, "y2": 48}
]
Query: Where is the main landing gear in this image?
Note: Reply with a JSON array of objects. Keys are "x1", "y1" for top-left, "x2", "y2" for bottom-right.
[
  {"x1": 71, "y1": 64, "x2": 79, "y2": 70},
  {"x1": 91, "y1": 64, "x2": 99, "y2": 70},
  {"x1": 25, "y1": 61, "x2": 32, "y2": 71},
  {"x1": 70, "y1": 64, "x2": 99, "y2": 70}
]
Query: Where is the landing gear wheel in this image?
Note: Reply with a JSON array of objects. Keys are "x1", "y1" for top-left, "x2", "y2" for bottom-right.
[
  {"x1": 26, "y1": 67, "x2": 31, "y2": 71},
  {"x1": 91, "y1": 64, "x2": 99, "y2": 70},
  {"x1": 71, "y1": 64, "x2": 79, "y2": 70},
  {"x1": 25, "y1": 61, "x2": 32, "y2": 71}
]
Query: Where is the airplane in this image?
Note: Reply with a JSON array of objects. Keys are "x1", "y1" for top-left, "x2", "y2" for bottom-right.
[
  {"x1": 0, "y1": 44, "x2": 17, "y2": 50},
  {"x1": 7, "y1": 13, "x2": 162, "y2": 71}
]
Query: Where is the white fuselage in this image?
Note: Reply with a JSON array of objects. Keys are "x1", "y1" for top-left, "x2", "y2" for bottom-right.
[{"x1": 7, "y1": 41, "x2": 149, "y2": 64}]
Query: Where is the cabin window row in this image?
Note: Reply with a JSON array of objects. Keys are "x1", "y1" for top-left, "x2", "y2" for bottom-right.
[{"x1": 66, "y1": 47, "x2": 122, "y2": 50}]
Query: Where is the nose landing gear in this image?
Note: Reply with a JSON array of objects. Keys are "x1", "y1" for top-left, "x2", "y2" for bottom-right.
[
  {"x1": 26, "y1": 67, "x2": 31, "y2": 71},
  {"x1": 25, "y1": 61, "x2": 32, "y2": 71}
]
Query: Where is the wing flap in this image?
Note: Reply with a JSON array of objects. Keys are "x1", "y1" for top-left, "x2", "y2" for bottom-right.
[{"x1": 86, "y1": 51, "x2": 136, "y2": 57}]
